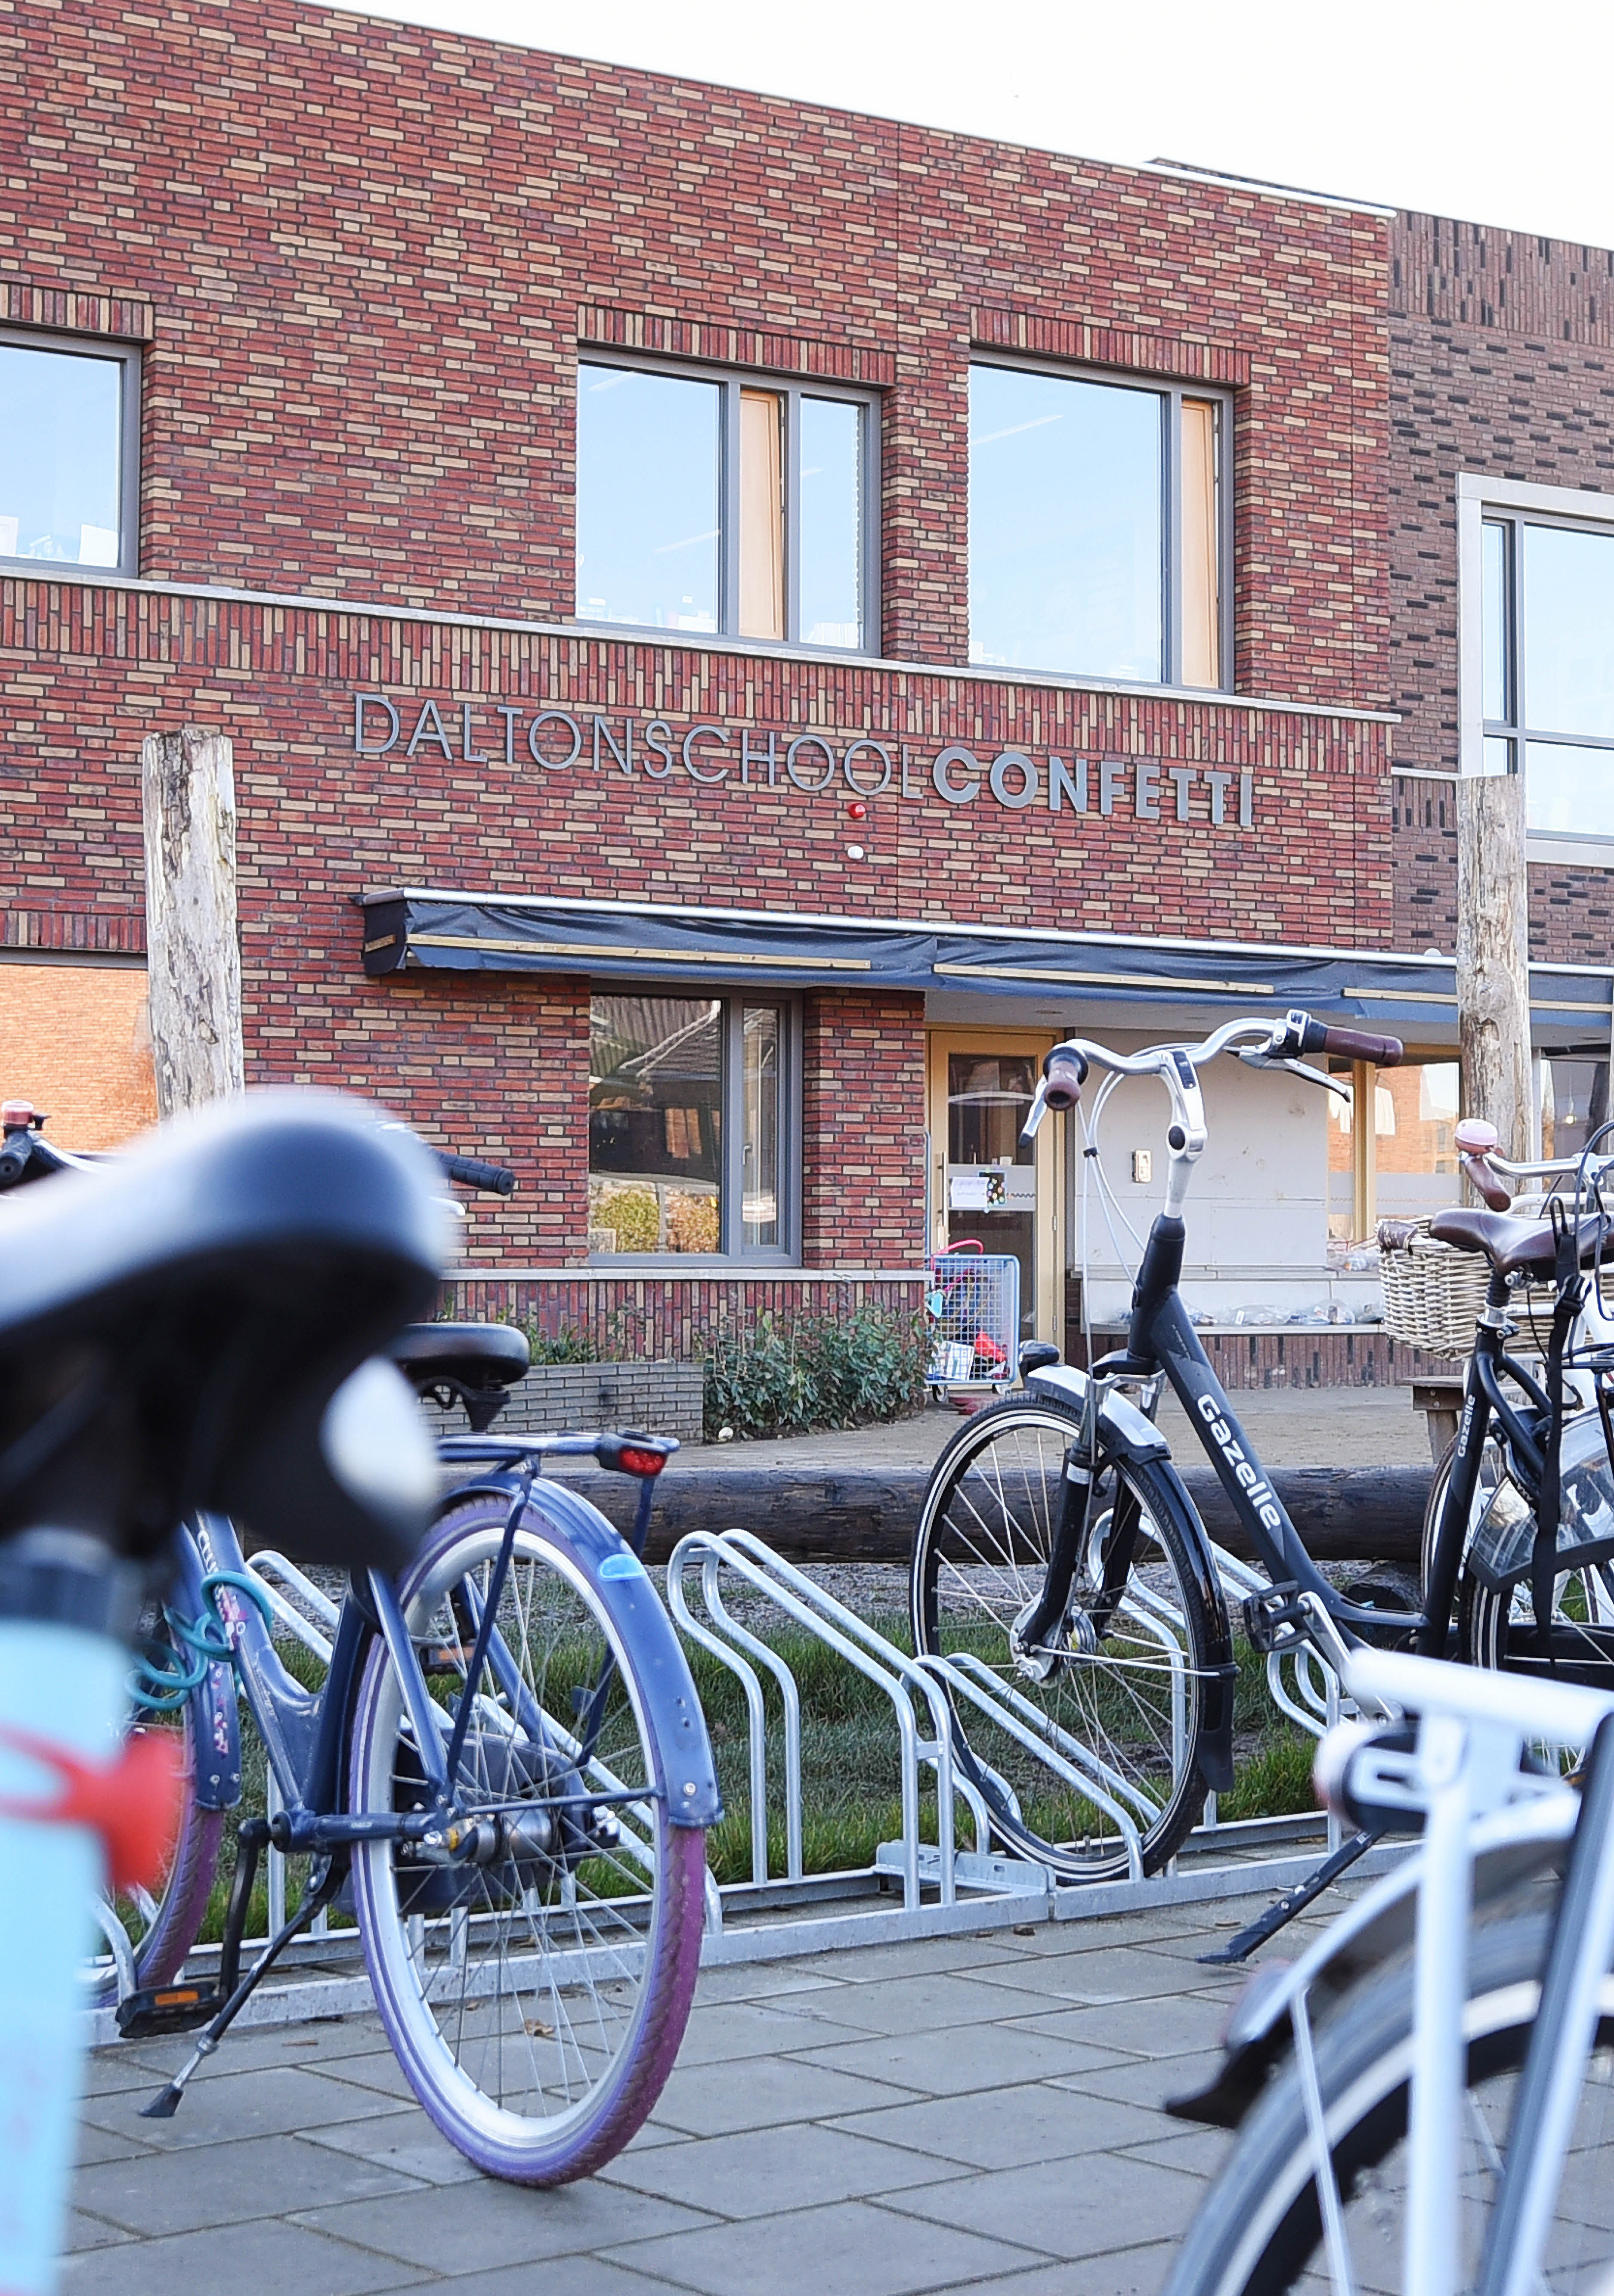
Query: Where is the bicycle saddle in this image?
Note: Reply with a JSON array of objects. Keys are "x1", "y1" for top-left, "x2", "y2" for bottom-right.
[
  {"x1": 388, "y1": 1321, "x2": 530, "y2": 1432},
  {"x1": 0, "y1": 1093, "x2": 448, "y2": 1569},
  {"x1": 1429, "y1": 1205, "x2": 1610, "y2": 1278}
]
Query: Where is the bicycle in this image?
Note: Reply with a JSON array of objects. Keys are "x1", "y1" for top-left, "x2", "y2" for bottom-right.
[
  {"x1": 0, "y1": 1091, "x2": 446, "y2": 2296},
  {"x1": 1163, "y1": 1643, "x2": 1614, "y2": 2296},
  {"x1": 908, "y1": 1007, "x2": 1411, "y2": 1884}
]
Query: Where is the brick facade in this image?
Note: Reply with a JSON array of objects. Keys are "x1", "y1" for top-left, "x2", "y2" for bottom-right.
[
  {"x1": 1389, "y1": 211, "x2": 1614, "y2": 958},
  {"x1": 1, "y1": 1, "x2": 1409, "y2": 1319}
]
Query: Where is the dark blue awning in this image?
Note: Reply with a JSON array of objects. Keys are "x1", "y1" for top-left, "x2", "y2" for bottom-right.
[{"x1": 356, "y1": 890, "x2": 1614, "y2": 1050}]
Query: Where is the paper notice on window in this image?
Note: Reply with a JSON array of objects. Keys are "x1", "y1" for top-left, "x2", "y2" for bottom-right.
[
  {"x1": 78, "y1": 524, "x2": 119, "y2": 567},
  {"x1": 948, "y1": 1171, "x2": 990, "y2": 1210},
  {"x1": 0, "y1": 517, "x2": 17, "y2": 559}
]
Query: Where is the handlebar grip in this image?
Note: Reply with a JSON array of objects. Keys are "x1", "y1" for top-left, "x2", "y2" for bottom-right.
[
  {"x1": 1042, "y1": 1051, "x2": 1088, "y2": 1113},
  {"x1": 1459, "y1": 1153, "x2": 1513, "y2": 1212},
  {"x1": 1297, "y1": 1017, "x2": 1404, "y2": 1069},
  {"x1": 436, "y1": 1152, "x2": 517, "y2": 1196}
]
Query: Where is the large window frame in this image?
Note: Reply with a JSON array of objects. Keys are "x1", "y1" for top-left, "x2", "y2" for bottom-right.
[
  {"x1": 967, "y1": 354, "x2": 1234, "y2": 693},
  {"x1": 587, "y1": 985, "x2": 803, "y2": 1269},
  {"x1": 574, "y1": 351, "x2": 881, "y2": 657},
  {"x1": 1459, "y1": 470, "x2": 1614, "y2": 865},
  {"x1": 0, "y1": 327, "x2": 141, "y2": 580}
]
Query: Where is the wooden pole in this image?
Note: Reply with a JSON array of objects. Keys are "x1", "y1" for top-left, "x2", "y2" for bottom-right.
[
  {"x1": 1456, "y1": 769, "x2": 1532, "y2": 1161},
  {"x1": 140, "y1": 728, "x2": 244, "y2": 1118}
]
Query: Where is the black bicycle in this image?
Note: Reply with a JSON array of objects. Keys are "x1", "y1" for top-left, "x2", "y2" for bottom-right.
[{"x1": 909, "y1": 1007, "x2": 1411, "y2": 1884}]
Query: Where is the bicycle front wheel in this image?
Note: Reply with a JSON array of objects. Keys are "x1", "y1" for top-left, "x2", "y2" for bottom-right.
[
  {"x1": 910, "y1": 1397, "x2": 1222, "y2": 1882},
  {"x1": 349, "y1": 1497, "x2": 705, "y2": 2184},
  {"x1": 1164, "y1": 1915, "x2": 1614, "y2": 2296}
]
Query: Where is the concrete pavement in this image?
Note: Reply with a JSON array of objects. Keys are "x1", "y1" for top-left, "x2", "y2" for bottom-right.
[{"x1": 65, "y1": 1887, "x2": 1343, "y2": 2296}]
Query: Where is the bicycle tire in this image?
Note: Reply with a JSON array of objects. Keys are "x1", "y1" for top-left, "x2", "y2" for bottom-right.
[
  {"x1": 349, "y1": 1495, "x2": 705, "y2": 2184},
  {"x1": 910, "y1": 1395, "x2": 1221, "y2": 1882},
  {"x1": 90, "y1": 1704, "x2": 224, "y2": 2008},
  {"x1": 1163, "y1": 1914, "x2": 1614, "y2": 2296}
]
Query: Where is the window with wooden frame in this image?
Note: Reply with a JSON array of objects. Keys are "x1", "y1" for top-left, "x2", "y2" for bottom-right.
[
  {"x1": 968, "y1": 359, "x2": 1229, "y2": 690},
  {"x1": 575, "y1": 357, "x2": 877, "y2": 652}
]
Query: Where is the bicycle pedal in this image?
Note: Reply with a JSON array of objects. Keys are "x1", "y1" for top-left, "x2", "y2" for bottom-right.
[
  {"x1": 1241, "y1": 1583, "x2": 1307, "y2": 1655},
  {"x1": 115, "y1": 1980, "x2": 226, "y2": 2039}
]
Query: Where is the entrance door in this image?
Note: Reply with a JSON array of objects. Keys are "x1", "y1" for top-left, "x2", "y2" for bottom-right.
[{"x1": 927, "y1": 1031, "x2": 1064, "y2": 1344}]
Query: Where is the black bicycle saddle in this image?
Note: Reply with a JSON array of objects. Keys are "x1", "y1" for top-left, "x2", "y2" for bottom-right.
[
  {"x1": 389, "y1": 1322, "x2": 530, "y2": 1432},
  {"x1": 0, "y1": 1093, "x2": 448, "y2": 1570}
]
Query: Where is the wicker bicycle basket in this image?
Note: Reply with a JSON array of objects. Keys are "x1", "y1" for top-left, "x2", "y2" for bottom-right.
[{"x1": 1378, "y1": 1221, "x2": 1492, "y2": 1358}]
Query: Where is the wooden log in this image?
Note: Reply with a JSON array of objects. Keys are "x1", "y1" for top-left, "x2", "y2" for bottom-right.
[
  {"x1": 140, "y1": 728, "x2": 243, "y2": 1117},
  {"x1": 551, "y1": 1462, "x2": 1430, "y2": 1569},
  {"x1": 1456, "y1": 768, "x2": 1532, "y2": 1160}
]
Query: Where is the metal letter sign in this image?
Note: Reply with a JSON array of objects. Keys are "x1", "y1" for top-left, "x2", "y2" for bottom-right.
[{"x1": 347, "y1": 694, "x2": 1261, "y2": 828}]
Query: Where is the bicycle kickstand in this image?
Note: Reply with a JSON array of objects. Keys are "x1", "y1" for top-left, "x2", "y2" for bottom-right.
[
  {"x1": 138, "y1": 1834, "x2": 347, "y2": 2118},
  {"x1": 1197, "y1": 1825, "x2": 1384, "y2": 1965}
]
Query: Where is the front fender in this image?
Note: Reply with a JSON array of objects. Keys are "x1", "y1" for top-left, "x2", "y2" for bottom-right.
[
  {"x1": 1027, "y1": 1363, "x2": 1169, "y2": 1465},
  {"x1": 1167, "y1": 1794, "x2": 1574, "y2": 2128},
  {"x1": 480, "y1": 1475, "x2": 722, "y2": 1831}
]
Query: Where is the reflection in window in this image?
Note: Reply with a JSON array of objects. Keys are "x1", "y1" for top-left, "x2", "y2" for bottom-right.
[
  {"x1": 1543, "y1": 1058, "x2": 1611, "y2": 1160},
  {"x1": 0, "y1": 341, "x2": 130, "y2": 570},
  {"x1": 575, "y1": 368, "x2": 721, "y2": 634},
  {"x1": 968, "y1": 364, "x2": 1224, "y2": 688},
  {"x1": 576, "y1": 360, "x2": 871, "y2": 650},
  {"x1": 589, "y1": 993, "x2": 792, "y2": 1260},
  {"x1": 1481, "y1": 511, "x2": 1614, "y2": 844}
]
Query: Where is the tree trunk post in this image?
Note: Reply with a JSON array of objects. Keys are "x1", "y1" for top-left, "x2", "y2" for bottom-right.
[
  {"x1": 140, "y1": 728, "x2": 244, "y2": 1118},
  {"x1": 1456, "y1": 768, "x2": 1532, "y2": 1161}
]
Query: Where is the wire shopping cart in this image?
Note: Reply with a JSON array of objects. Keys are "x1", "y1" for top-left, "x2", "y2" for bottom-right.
[{"x1": 924, "y1": 1246, "x2": 1021, "y2": 1391}]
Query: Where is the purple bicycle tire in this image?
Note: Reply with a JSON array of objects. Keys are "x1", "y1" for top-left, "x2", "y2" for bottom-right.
[
  {"x1": 349, "y1": 1500, "x2": 707, "y2": 2184},
  {"x1": 93, "y1": 1709, "x2": 225, "y2": 2008}
]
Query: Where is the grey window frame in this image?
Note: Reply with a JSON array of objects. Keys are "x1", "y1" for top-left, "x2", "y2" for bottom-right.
[
  {"x1": 0, "y1": 326, "x2": 141, "y2": 580},
  {"x1": 574, "y1": 351, "x2": 881, "y2": 656},
  {"x1": 1459, "y1": 470, "x2": 1614, "y2": 865},
  {"x1": 966, "y1": 353, "x2": 1234, "y2": 693},
  {"x1": 587, "y1": 984, "x2": 803, "y2": 1269}
]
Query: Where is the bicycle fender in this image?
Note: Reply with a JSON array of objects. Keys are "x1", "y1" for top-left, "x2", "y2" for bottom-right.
[
  {"x1": 1168, "y1": 1795, "x2": 1574, "y2": 2128},
  {"x1": 171, "y1": 1529, "x2": 241, "y2": 1813},
  {"x1": 511, "y1": 1477, "x2": 722, "y2": 1830},
  {"x1": 1026, "y1": 1365, "x2": 1169, "y2": 1464}
]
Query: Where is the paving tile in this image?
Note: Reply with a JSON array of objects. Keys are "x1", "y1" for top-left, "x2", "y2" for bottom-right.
[
  {"x1": 602, "y1": 2196, "x2": 1045, "y2": 2296},
  {"x1": 647, "y1": 2053, "x2": 916, "y2": 2137},
  {"x1": 80, "y1": 2045, "x2": 178, "y2": 2099},
  {"x1": 877, "y1": 2150, "x2": 1204, "y2": 2259},
  {"x1": 971, "y1": 1944, "x2": 1237, "y2": 2008},
  {"x1": 293, "y1": 2177, "x2": 717, "y2": 2271},
  {"x1": 59, "y1": 2217, "x2": 432, "y2": 2295},
  {"x1": 688, "y1": 1963, "x2": 855, "y2": 2005},
  {"x1": 954, "y1": 2237, "x2": 1182, "y2": 2295},
  {"x1": 64, "y1": 2211, "x2": 134, "y2": 2253},
  {"x1": 81, "y1": 2061, "x2": 409, "y2": 2150},
  {"x1": 783, "y1": 2021, "x2": 1118, "y2": 2098},
  {"x1": 599, "y1": 2121, "x2": 955, "y2": 2216},
  {"x1": 1005, "y1": 1991, "x2": 1231, "y2": 2057},
  {"x1": 73, "y1": 2129, "x2": 425, "y2": 2236},
  {"x1": 758, "y1": 1967, "x2": 1034, "y2": 2037},
  {"x1": 185, "y1": 2015, "x2": 396, "y2": 2071},
  {"x1": 672, "y1": 1995, "x2": 888, "y2": 2064},
  {"x1": 1071, "y1": 2047, "x2": 1227, "y2": 2113},
  {"x1": 1120, "y1": 2126, "x2": 1236, "y2": 2176},
  {"x1": 300, "y1": 2112, "x2": 487, "y2": 2187},
  {"x1": 425, "y1": 2262, "x2": 692, "y2": 2296},
  {"x1": 306, "y1": 2047, "x2": 420, "y2": 2101},
  {"x1": 73, "y1": 2120, "x2": 158, "y2": 2168},
  {"x1": 782, "y1": 1935, "x2": 1025, "y2": 1984},
  {"x1": 827, "y1": 2079, "x2": 1162, "y2": 2169}
]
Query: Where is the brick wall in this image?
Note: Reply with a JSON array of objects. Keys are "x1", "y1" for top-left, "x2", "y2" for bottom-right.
[
  {"x1": 1390, "y1": 212, "x2": 1614, "y2": 956},
  {"x1": 0, "y1": 959, "x2": 156, "y2": 1147},
  {"x1": 443, "y1": 1274, "x2": 925, "y2": 1357},
  {"x1": 1, "y1": 0, "x2": 1388, "y2": 706},
  {"x1": 802, "y1": 991, "x2": 927, "y2": 1267}
]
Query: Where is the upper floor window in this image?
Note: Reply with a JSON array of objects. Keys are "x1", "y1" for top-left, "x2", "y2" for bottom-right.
[
  {"x1": 968, "y1": 361, "x2": 1227, "y2": 689},
  {"x1": 575, "y1": 358, "x2": 876, "y2": 652},
  {"x1": 0, "y1": 332, "x2": 139, "y2": 577},
  {"x1": 1481, "y1": 507, "x2": 1614, "y2": 847}
]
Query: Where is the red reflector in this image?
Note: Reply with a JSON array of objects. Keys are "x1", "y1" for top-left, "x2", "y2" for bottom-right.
[{"x1": 618, "y1": 1447, "x2": 665, "y2": 1476}]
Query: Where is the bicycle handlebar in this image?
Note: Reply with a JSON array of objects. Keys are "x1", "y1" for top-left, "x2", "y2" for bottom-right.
[{"x1": 1291, "y1": 1016, "x2": 1405, "y2": 1068}]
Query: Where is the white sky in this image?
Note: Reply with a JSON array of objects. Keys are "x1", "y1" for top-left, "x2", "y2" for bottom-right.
[{"x1": 357, "y1": 0, "x2": 1614, "y2": 249}]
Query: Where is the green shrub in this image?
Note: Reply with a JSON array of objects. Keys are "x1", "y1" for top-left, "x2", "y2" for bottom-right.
[{"x1": 701, "y1": 1306, "x2": 928, "y2": 1441}]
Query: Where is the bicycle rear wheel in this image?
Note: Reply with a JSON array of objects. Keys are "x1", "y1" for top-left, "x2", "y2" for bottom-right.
[
  {"x1": 910, "y1": 1396, "x2": 1222, "y2": 1882},
  {"x1": 89, "y1": 1704, "x2": 223, "y2": 2009},
  {"x1": 1164, "y1": 1915, "x2": 1614, "y2": 2296},
  {"x1": 349, "y1": 1497, "x2": 705, "y2": 2184}
]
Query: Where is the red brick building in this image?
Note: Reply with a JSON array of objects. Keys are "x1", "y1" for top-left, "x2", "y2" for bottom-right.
[{"x1": 2, "y1": 2, "x2": 1605, "y2": 1368}]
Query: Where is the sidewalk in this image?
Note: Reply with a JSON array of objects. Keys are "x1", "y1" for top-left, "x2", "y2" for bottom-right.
[{"x1": 66, "y1": 1885, "x2": 1343, "y2": 2296}]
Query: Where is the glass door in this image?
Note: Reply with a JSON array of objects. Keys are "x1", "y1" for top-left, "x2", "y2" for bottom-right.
[{"x1": 927, "y1": 1031, "x2": 1063, "y2": 1342}]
